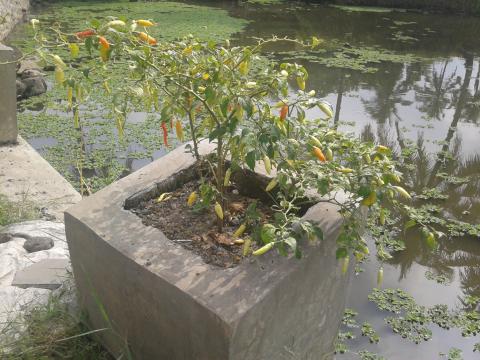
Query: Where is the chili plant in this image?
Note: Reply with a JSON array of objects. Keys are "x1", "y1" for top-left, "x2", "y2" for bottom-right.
[{"x1": 30, "y1": 17, "x2": 432, "y2": 265}]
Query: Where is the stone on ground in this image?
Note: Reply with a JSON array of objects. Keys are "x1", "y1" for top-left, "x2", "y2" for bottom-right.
[{"x1": 0, "y1": 220, "x2": 71, "y2": 333}]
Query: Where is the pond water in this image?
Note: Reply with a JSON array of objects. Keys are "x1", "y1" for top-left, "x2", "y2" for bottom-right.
[{"x1": 8, "y1": 1, "x2": 480, "y2": 358}]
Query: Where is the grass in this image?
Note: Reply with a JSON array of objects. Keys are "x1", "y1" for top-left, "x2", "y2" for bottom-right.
[
  {"x1": 0, "y1": 194, "x2": 41, "y2": 227},
  {"x1": 0, "y1": 289, "x2": 112, "y2": 360}
]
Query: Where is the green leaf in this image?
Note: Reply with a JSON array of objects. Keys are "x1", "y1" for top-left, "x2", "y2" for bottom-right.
[
  {"x1": 246, "y1": 151, "x2": 256, "y2": 171},
  {"x1": 336, "y1": 247, "x2": 348, "y2": 259},
  {"x1": 284, "y1": 237, "x2": 297, "y2": 252},
  {"x1": 404, "y1": 219, "x2": 416, "y2": 230}
]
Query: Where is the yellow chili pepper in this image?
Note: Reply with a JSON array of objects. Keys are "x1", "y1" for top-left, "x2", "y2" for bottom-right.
[
  {"x1": 54, "y1": 66, "x2": 65, "y2": 84},
  {"x1": 296, "y1": 76, "x2": 305, "y2": 90},
  {"x1": 265, "y1": 179, "x2": 278, "y2": 192},
  {"x1": 392, "y1": 186, "x2": 411, "y2": 200},
  {"x1": 233, "y1": 223, "x2": 246, "y2": 238},
  {"x1": 263, "y1": 155, "x2": 272, "y2": 175},
  {"x1": 252, "y1": 242, "x2": 274, "y2": 256},
  {"x1": 361, "y1": 191, "x2": 377, "y2": 207},
  {"x1": 224, "y1": 168, "x2": 232, "y2": 187},
  {"x1": 214, "y1": 202, "x2": 224, "y2": 220},
  {"x1": 318, "y1": 102, "x2": 333, "y2": 118},
  {"x1": 325, "y1": 147, "x2": 333, "y2": 161},
  {"x1": 239, "y1": 61, "x2": 249, "y2": 75},
  {"x1": 243, "y1": 237, "x2": 252, "y2": 256},
  {"x1": 187, "y1": 191, "x2": 197, "y2": 206},
  {"x1": 136, "y1": 19, "x2": 155, "y2": 27}
]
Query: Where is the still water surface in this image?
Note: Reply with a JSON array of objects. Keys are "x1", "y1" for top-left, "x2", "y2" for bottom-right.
[{"x1": 11, "y1": 1, "x2": 480, "y2": 358}]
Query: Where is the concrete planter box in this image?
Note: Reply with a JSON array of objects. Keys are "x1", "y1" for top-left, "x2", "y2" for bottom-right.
[{"x1": 65, "y1": 143, "x2": 350, "y2": 360}]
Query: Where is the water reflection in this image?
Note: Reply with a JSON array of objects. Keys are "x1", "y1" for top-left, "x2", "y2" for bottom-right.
[{"x1": 11, "y1": 1, "x2": 480, "y2": 357}]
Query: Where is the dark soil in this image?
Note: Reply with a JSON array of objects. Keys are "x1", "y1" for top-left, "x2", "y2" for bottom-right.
[{"x1": 130, "y1": 178, "x2": 273, "y2": 268}]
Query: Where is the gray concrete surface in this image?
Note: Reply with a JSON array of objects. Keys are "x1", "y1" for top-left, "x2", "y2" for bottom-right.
[
  {"x1": 0, "y1": 44, "x2": 18, "y2": 144},
  {"x1": 65, "y1": 142, "x2": 350, "y2": 360},
  {"x1": 0, "y1": 137, "x2": 82, "y2": 221},
  {"x1": 12, "y1": 258, "x2": 70, "y2": 290},
  {"x1": 0, "y1": 0, "x2": 29, "y2": 41}
]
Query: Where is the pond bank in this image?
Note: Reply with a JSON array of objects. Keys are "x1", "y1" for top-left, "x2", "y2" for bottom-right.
[{"x1": 327, "y1": 0, "x2": 480, "y2": 15}]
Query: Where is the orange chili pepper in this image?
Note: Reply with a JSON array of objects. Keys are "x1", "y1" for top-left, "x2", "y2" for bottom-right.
[
  {"x1": 312, "y1": 146, "x2": 326, "y2": 162},
  {"x1": 98, "y1": 36, "x2": 110, "y2": 50},
  {"x1": 138, "y1": 32, "x2": 157, "y2": 45}
]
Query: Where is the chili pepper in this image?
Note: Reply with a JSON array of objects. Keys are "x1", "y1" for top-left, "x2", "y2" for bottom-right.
[
  {"x1": 379, "y1": 208, "x2": 386, "y2": 225},
  {"x1": 239, "y1": 61, "x2": 249, "y2": 75},
  {"x1": 361, "y1": 191, "x2": 377, "y2": 207},
  {"x1": 309, "y1": 135, "x2": 322, "y2": 148},
  {"x1": 337, "y1": 167, "x2": 354, "y2": 174},
  {"x1": 376, "y1": 145, "x2": 390, "y2": 154},
  {"x1": 175, "y1": 119, "x2": 184, "y2": 142},
  {"x1": 75, "y1": 29, "x2": 95, "y2": 39},
  {"x1": 138, "y1": 32, "x2": 157, "y2": 45},
  {"x1": 318, "y1": 102, "x2": 333, "y2": 118},
  {"x1": 233, "y1": 224, "x2": 246, "y2": 238},
  {"x1": 54, "y1": 66, "x2": 64, "y2": 84},
  {"x1": 224, "y1": 168, "x2": 232, "y2": 187},
  {"x1": 161, "y1": 122, "x2": 168, "y2": 147},
  {"x1": 280, "y1": 105, "x2": 288, "y2": 121},
  {"x1": 98, "y1": 36, "x2": 110, "y2": 50},
  {"x1": 263, "y1": 155, "x2": 272, "y2": 175},
  {"x1": 100, "y1": 46, "x2": 108, "y2": 62},
  {"x1": 296, "y1": 76, "x2": 305, "y2": 90},
  {"x1": 187, "y1": 191, "x2": 197, "y2": 206},
  {"x1": 392, "y1": 186, "x2": 411, "y2": 200},
  {"x1": 214, "y1": 202, "x2": 224, "y2": 220},
  {"x1": 157, "y1": 192, "x2": 172, "y2": 202},
  {"x1": 312, "y1": 146, "x2": 326, "y2": 162},
  {"x1": 182, "y1": 46, "x2": 193, "y2": 55},
  {"x1": 106, "y1": 20, "x2": 126, "y2": 28},
  {"x1": 363, "y1": 153, "x2": 372, "y2": 164},
  {"x1": 69, "y1": 43, "x2": 79, "y2": 58},
  {"x1": 325, "y1": 147, "x2": 333, "y2": 161},
  {"x1": 252, "y1": 242, "x2": 274, "y2": 256},
  {"x1": 265, "y1": 179, "x2": 277, "y2": 192},
  {"x1": 243, "y1": 237, "x2": 252, "y2": 256},
  {"x1": 136, "y1": 19, "x2": 155, "y2": 27},
  {"x1": 51, "y1": 54, "x2": 66, "y2": 68}
]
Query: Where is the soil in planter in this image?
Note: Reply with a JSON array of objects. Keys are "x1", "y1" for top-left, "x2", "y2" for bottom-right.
[{"x1": 130, "y1": 178, "x2": 273, "y2": 268}]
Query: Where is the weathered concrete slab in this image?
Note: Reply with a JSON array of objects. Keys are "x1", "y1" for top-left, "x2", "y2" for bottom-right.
[
  {"x1": 65, "y1": 142, "x2": 351, "y2": 360},
  {"x1": 12, "y1": 258, "x2": 70, "y2": 290},
  {"x1": 0, "y1": 44, "x2": 18, "y2": 144},
  {"x1": 0, "y1": 137, "x2": 82, "y2": 221}
]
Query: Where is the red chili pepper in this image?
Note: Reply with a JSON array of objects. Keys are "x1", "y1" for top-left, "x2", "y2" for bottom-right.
[
  {"x1": 280, "y1": 105, "x2": 288, "y2": 121},
  {"x1": 161, "y1": 122, "x2": 168, "y2": 147},
  {"x1": 76, "y1": 29, "x2": 95, "y2": 39}
]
